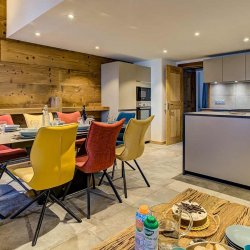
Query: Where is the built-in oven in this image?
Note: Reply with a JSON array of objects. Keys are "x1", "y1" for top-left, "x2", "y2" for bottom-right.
[
  {"x1": 136, "y1": 106, "x2": 151, "y2": 142},
  {"x1": 136, "y1": 87, "x2": 151, "y2": 101}
]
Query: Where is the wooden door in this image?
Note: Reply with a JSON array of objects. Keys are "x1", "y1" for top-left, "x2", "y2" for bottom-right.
[
  {"x1": 166, "y1": 65, "x2": 183, "y2": 145},
  {"x1": 183, "y1": 69, "x2": 196, "y2": 113}
]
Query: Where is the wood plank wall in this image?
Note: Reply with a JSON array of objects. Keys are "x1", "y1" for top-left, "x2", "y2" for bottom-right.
[{"x1": 0, "y1": 0, "x2": 113, "y2": 112}]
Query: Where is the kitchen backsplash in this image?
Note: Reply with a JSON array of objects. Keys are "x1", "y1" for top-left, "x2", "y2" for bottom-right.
[{"x1": 210, "y1": 83, "x2": 250, "y2": 109}]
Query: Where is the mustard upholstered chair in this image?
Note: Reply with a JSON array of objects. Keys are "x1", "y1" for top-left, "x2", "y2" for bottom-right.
[
  {"x1": 7, "y1": 124, "x2": 81, "y2": 246},
  {"x1": 99, "y1": 116, "x2": 154, "y2": 198},
  {"x1": 24, "y1": 113, "x2": 53, "y2": 128}
]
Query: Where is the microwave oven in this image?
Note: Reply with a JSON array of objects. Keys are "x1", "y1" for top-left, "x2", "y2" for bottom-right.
[{"x1": 136, "y1": 87, "x2": 151, "y2": 101}]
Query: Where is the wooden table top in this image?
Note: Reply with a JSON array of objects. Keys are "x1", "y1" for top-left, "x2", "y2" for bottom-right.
[{"x1": 92, "y1": 188, "x2": 250, "y2": 250}]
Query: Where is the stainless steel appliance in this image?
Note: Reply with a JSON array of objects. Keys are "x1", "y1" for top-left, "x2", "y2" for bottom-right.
[
  {"x1": 136, "y1": 104, "x2": 151, "y2": 142},
  {"x1": 136, "y1": 87, "x2": 151, "y2": 101}
]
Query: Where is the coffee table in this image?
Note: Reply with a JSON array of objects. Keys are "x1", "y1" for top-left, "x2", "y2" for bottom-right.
[{"x1": 93, "y1": 188, "x2": 250, "y2": 249}]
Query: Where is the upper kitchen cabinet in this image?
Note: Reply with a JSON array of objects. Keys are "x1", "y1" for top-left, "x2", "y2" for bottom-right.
[
  {"x1": 135, "y1": 65, "x2": 151, "y2": 83},
  {"x1": 223, "y1": 53, "x2": 246, "y2": 82},
  {"x1": 246, "y1": 53, "x2": 250, "y2": 80},
  {"x1": 204, "y1": 57, "x2": 223, "y2": 83}
]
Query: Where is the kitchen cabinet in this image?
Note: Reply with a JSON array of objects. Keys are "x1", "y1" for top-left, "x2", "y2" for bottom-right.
[
  {"x1": 135, "y1": 65, "x2": 151, "y2": 83},
  {"x1": 101, "y1": 61, "x2": 151, "y2": 120},
  {"x1": 246, "y1": 53, "x2": 250, "y2": 81},
  {"x1": 204, "y1": 57, "x2": 223, "y2": 83},
  {"x1": 223, "y1": 53, "x2": 246, "y2": 82}
]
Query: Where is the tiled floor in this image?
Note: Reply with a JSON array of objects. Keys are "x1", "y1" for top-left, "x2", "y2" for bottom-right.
[{"x1": 0, "y1": 143, "x2": 249, "y2": 250}]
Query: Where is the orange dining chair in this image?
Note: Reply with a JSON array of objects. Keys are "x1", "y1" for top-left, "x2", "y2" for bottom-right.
[
  {"x1": 7, "y1": 124, "x2": 81, "y2": 246},
  {"x1": 0, "y1": 115, "x2": 28, "y2": 193},
  {"x1": 63, "y1": 119, "x2": 125, "y2": 219}
]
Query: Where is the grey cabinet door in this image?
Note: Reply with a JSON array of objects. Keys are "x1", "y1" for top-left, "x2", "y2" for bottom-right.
[
  {"x1": 223, "y1": 54, "x2": 246, "y2": 82},
  {"x1": 204, "y1": 57, "x2": 223, "y2": 83},
  {"x1": 246, "y1": 53, "x2": 250, "y2": 80}
]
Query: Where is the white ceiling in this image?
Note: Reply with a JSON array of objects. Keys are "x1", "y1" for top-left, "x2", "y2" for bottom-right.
[{"x1": 7, "y1": 0, "x2": 250, "y2": 62}]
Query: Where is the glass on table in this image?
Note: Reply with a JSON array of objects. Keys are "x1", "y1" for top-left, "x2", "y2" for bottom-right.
[
  {"x1": 52, "y1": 118, "x2": 61, "y2": 126},
  {"x1": 150, "y1": 203, "x2": 193, "y2": 249},
  {"x1": 0, "y1": 121, "x2": 7, "y2": 134},
  {"x1": 77, "y1": 117, "x2": 84, "y2": 125}
]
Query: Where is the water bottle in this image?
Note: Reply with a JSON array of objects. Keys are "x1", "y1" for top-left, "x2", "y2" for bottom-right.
[
  {"x1": 143, "y1": 215, "x2": 159, "y2": 250},
  {"x1": 82, "y1": 105, "x2": 87, "y2": 123},
  {"x1": 42, "y1": 105, "x2": 50, "y2": 126},
  {"x1": 135, "y1": 205, "x2": 150, "y2": 250}
]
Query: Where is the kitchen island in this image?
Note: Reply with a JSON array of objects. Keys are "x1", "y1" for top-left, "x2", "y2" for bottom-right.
[{"x1": 183, "y1": 111, "x2": 250, "y2": 188}]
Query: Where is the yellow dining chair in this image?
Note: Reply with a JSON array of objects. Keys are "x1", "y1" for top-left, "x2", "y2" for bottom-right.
[
  {"x1": 99, "y1": 116, "x2": 154, "y2": 198},
  {"x1": 116, "y1": 116, "x2": 154, "y2": 198},
  {"x1": 24, "y1": 113, "x2": 53, "y2": 128},
  {"x1": 7, "y1": 124, "x2": 81, "y2": 246}
]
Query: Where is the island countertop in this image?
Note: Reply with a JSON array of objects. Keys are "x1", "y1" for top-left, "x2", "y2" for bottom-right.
[{"x1": 185, "y1": 111, "x2": 250, "y2": 118}]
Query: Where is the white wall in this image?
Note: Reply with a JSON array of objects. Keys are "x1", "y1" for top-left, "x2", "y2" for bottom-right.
[
  {"x1": 7, "y1": 0, "x2": 63, "y2": 37},
  {"x1": 136, "y1": 59, "x2": 176, "y2": 143}
]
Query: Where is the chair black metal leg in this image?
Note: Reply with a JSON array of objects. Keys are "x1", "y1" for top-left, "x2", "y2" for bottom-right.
[
  {"x1": 104, "y1": 171, "x2": 122, "y2": 203},
  {"x1": 124, "y1": 161, "x2": 135, "y2": 170},
  {"x1": 121, "y1": 162, "x2": 127, "y2": 198},
  {"x1": 32, "y1": 190, "x2": 50, "y2": 246},
  {"x1": 111, "y1": 159, "x2": 117, "y2": 179},
  {"x1": 49, "y1": 193, "x2": 82, "y2": 223},
  {"x1": 61, "y1": 181, "x2": 72, "y2": 201},
  {"x1": 92, "y1": 174, "x2": 95, "y2": 189},
  {"x1": 5, "y1": 169, "x2": 29, "y2": 192},
  {"x1": 134, "y1": 160, "x2": 150, "y2": 187},
  {"x1": 98, "y1": 172, "x2": 105, "y2": 186},
  {"x1": 10, "y1": 191, "x2": 48, "y2": 219},
  {"x1": 0, "y1": 163, "x2": 7, "y2": 179},
  {"x1": 86, "y1": 175, "x2": 91, "y2": 219}
]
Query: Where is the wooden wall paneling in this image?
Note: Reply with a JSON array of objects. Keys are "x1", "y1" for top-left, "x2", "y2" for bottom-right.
[
  {"x1": 0, "y1": 40, "x2": 112, "y2": 71},
  {"x1": 0, "y1": 0, "x2": 6, "y2": 38}
]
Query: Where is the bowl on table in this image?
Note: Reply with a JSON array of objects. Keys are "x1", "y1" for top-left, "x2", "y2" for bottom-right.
[
  {"x1": 4, "y1": 124, "x2": 20, "y2": 132},
  {"x1": 19, "y1": 128, "x2": 38, "y2": 138},
  {"x1": 186, "y1": 242, "x2": 234, "y2": 250}
]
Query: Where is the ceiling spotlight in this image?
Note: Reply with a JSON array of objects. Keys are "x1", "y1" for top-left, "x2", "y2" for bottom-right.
[
  {"x1": 95, "y1": 46, "x2": 100, "y2": 50},
  {"x1": 194, "y1": 32, "x2": 200, "y2": 37},
  {"x1": 163, "y1": 49, "x2": 168, "y2": 53},
  {"x1": 243, "y1": 37, "x2": 249, "y2": 42},
  {"x1": 235, "y1": 81, "x2": 238, "y2": 83},
  {"x1": 35, "y1": 32, "x2": 41, "y2": 37},
  {"x1": 214, "y1": 81, "x2": 218, "y2": 84},
  {"x1": 68, "y1": 14, "x2": 74, "y2": 19}
]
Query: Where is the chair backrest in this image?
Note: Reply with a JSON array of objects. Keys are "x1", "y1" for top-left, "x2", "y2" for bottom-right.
[
  {"x1": 29, "y1": 124, "x2": 78, "y2": 190},
  {"x1": 0, "y1": 115, "x2": 14, "y2": 125},
  {"x1": 57, "y1": 111, "x2": 81, "y2": 124},
  {"x1": 121, "y1": 116, "x2": 154, "y2": 161},
  {"x1": 24, "y1": 113, "x2": 53, "y2": 128},
  {"x1": 82, "y1": 119, "x2": 125, "y2": 173},
  {"x1": 116, "y1": 112, "x2": 135, "y2": 124}
]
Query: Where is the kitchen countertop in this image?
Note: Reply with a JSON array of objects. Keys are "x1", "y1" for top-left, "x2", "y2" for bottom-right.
[{"x1": 185, "y1": 111, "x2": 250, "y2": 117}]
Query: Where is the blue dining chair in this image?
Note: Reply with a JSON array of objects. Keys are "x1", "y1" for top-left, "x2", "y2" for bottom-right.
[{"x1": 116, "y1": 112, "x2": 136, "y2": 146}]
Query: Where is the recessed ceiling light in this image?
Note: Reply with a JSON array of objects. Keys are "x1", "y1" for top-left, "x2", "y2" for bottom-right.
[
  {"x1": 95, "y1": 46, "x2": 100, "y2": 50},
  {"x1": 243, "y1": 37, "x2": 249, "y2": 42},
  {"x1": 35, "y1": 32, "x2": 40, "y2": 37},
  {"x1": 194, "y1": 32, "x2": 200, "y2": 37},
  {"x1": 235, "y1": 81, "x2": 238, "y2": 83},
  {"x1": 68, "y1": 14, "x2": 74, "y2": 19},
  {"x1": 214, "y1": 81, "x2": 218, "y2": 84},
  {"x1": 163, "y1": 49, "x2": 168, "y2": 53}
]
